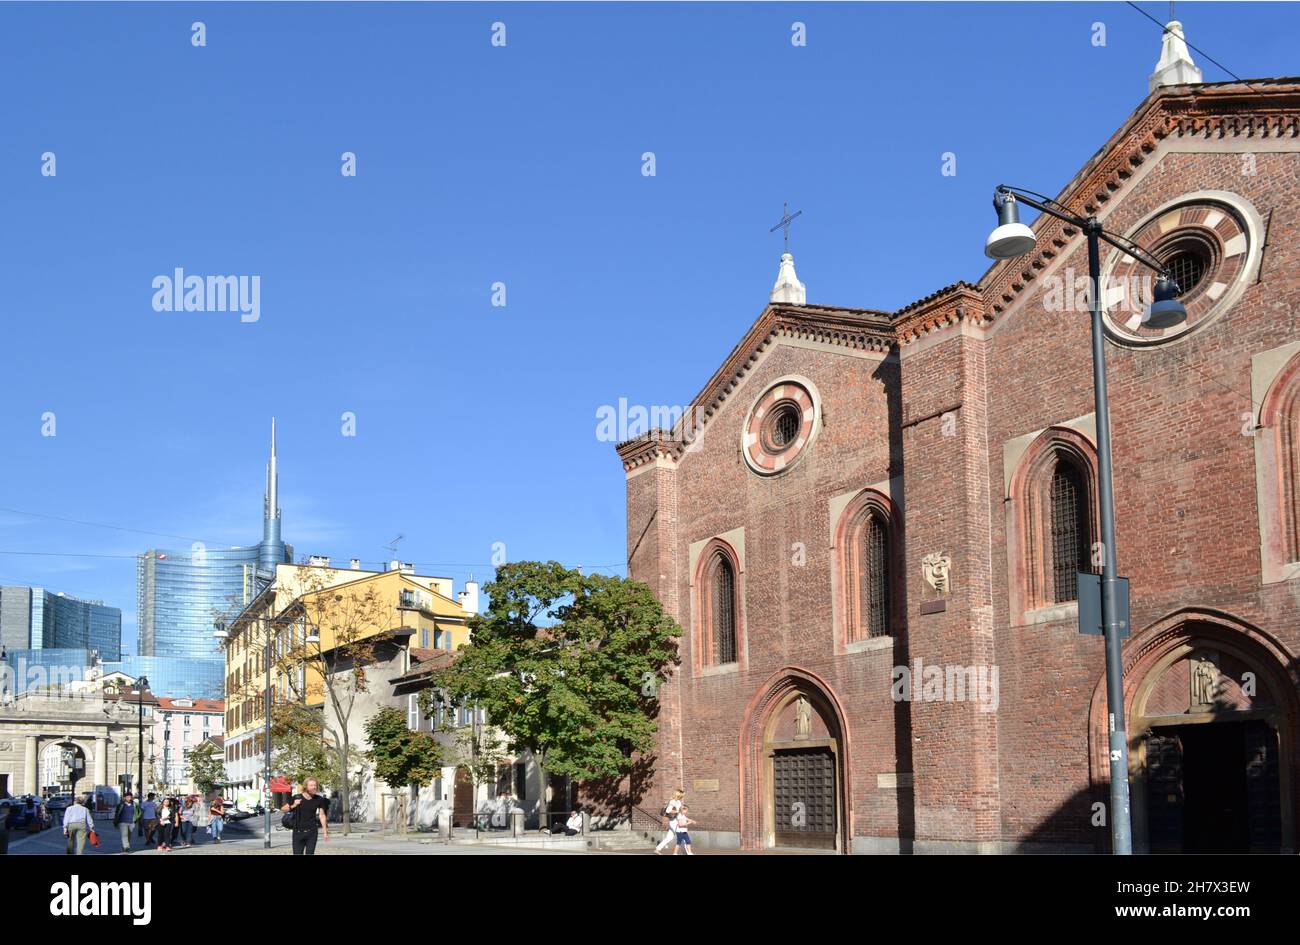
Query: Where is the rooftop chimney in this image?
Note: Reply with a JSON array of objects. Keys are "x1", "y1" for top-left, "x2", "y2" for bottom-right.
[
  {"x1": 349, "y1": 558, "x2": 361, "y2": 570},
  {"x1": 770, "y1": 253, "x2": 806, "y2": 305},
  {"x1": 458, "y1": 578, "x2": 480, "y2": 616},
  {"x1": 1149, "y1": 20, "x2": 1202, "y2": 91}
]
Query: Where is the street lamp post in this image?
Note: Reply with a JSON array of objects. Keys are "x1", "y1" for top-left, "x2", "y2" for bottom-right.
[
  {"x1": 136, "y1": 676, "x2": 150, "y2": 799},
  {"x1": 216, "y1": 616, "x2": 318, "y2": 850},
  {"x1": 985, "y1": 184, "x2": 1187, "y2": 855}
]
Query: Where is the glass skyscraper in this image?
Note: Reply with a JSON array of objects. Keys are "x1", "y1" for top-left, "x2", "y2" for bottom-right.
[
  {"x1": 0, "y1": 586, "x2": 122, "y2": 660},
  {"x1": 127, "y1": 420, "x2": 293, "y2": 698}
]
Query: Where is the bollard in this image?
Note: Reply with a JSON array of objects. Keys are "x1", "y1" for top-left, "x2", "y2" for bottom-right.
[
  {"x1": 510, "y1": 808, "x2": 525, "y2": 838},
  {"x1": 438, "y1": 807, "x2": 452, "y2": 841}
]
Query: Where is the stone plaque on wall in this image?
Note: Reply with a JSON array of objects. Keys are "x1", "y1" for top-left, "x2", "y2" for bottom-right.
[{"x1": 693, "y1": 778, "x2": 720, "y2": 793}]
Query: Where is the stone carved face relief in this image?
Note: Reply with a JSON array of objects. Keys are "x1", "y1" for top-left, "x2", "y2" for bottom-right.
[{"x1": 921, "y1": 553, "x2": 952, "y2": 594}]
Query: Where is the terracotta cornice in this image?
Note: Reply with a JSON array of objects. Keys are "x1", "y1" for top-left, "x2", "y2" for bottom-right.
[
  {"x1": 893, "y1": 282, "x2": 986, "y2": 345},
  {"x1": 616, "y1": 303, "x2": 893, "y2": 471}
]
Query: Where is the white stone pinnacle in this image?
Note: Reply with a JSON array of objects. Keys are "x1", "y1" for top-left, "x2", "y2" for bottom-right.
[
  {"x1": 770, "y1": 252, "x2": 806, "y2": 305},
  {"x1": 1149, "y1": 20, "x2": 1203, "y2": 92}
]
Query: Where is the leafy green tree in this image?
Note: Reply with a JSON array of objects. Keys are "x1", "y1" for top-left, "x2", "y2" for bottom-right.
[
  {"x1": 428, "y1": 561, "x2": 679, "y2": 781},
  {"x1": 271, "y1": 702, "x2": 337, "y2": 789},
  {"x1": 188, "y1": 740, "x2": 227, "y2": 795},
  {"x1": 363, "y1": 706, "x2": 444, "y2": 790}
]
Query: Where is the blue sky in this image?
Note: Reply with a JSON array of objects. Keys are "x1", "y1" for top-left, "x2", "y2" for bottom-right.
[{"x1": 0, "y1": 2, "x2": 1295, "y2": 650}]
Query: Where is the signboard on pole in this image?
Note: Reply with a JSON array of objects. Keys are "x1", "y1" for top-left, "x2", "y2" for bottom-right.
[{"x1": 1077, "y1": 572, "x2": 1130, "y2": 638}]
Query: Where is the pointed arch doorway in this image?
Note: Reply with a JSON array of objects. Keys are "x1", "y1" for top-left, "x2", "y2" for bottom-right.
[
  {"x1": 1089, "y1": 611, "x2": 1298, "y2": 853},
  {"x1": 740, "y1": 667, "x2": 852, "y2": 852}
]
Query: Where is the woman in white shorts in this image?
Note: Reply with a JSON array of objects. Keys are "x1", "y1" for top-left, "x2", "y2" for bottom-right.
[{"x1": 654, "y1": 789, "x2": 685, "y2": 854}]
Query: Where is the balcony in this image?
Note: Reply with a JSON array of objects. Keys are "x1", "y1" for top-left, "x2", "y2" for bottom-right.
[{"x1": 398, "y1": 589, "x2": 435, "y2": 613}]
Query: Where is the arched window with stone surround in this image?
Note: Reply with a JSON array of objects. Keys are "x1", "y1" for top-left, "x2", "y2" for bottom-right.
[
  {"x1": 834, "y1": 489, "x2": 899, "y2": 645},
  {"x1": 1049, "y1": 457, "x2": 1091, "y2": 604},
  {"x1": 1255, "y1": 350, "x2": 1300, "y2": 583},
  {"x1": 694, "y1": 539, "x2": 743, "y2": 669},
  {"x1": 1007, "y1": 426, "x2": 1100, "y2": 618},
  {"x1": 711, "y1": 554, "x2": 737, "y2": 663}
]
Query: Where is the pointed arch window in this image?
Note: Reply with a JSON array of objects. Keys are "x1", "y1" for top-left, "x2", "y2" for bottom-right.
[
  {"x1": 1049, "y1": 458, "x2": 1091, "y2": 604},
  {"x1": 694, "y1": 539, "x2": 744, "y2": 670},
  {"x1": 711, "y1": 555, "x2": 737, "y2": 664},
  {"x1": 835, "y1": 490, "x2": 899, "y2": 646},
  {"x1": 1008, "y1": 426, "x2": 1100, "y2": 618},
  {"x1": 858, "y1": 511, "x2": 892, "y2": 639},
  {"x1": 1255, "y1": 349, "x2": 1300, "y2": 583}
]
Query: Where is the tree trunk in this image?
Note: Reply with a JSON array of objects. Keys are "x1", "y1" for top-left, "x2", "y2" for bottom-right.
[{"x1": 340, "y1": 733, "x2": 352, "y2": 835}]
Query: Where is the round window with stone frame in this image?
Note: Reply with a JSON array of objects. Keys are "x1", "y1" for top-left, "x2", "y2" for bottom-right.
[
  {"x1": 1100, "y1": 199, "x2": 1252, "y2": 347},
  {"x1": 762, "y1": 400, "x2": 803, "y2": 453},
  {"x1": 743, "y1": 380, "x2": 818, "y2": 476}
]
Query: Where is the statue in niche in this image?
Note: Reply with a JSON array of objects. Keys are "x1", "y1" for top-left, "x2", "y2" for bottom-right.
[
  {"x1": 1190, "y1": 653, "x2": 1221, "y2": 709},
  {"x1": 794, "y1": 696, "x2": 812, "y2": 739}
]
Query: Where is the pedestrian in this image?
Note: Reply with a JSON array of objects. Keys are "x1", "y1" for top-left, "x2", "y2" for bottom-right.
[
  {"x1": 114, "y1": 792, "x2": 141, "y2": 854},
  {"x1": 63, "y1": 794, "x2": 94, "y2": 855},
  {"x1": 141, "y1": 792, "x2": 159, "y2": 846},
  {"x1": 280, "y1": 777, "x2": 330, "y2": 855},
  {"x1": 208, "y1": 794, "x2": 226, "y2": 843},
  {"x1": 654, "y1": 788, "x2": 684, "y2": 855},
  {"x1": 673, "y1": 805, "x2": 695, "y2": 856},
  {"x1": 179, "y1": 796, "x2": 195, "y2": 847},
  {"x1": 158, "y1": 796, "x2": 177, "y2": 851}
]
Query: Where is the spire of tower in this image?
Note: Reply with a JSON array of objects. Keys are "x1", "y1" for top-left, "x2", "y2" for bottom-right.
[
  {"x1": 1148, "y1": 18, "x2": 1203, "y2": 92},
  {"x1": 264, "y1": 417, "x2": 279, "y2": 522},
  {"x1": 258, "y1": 416, "x2": 287, "y2": 575}
]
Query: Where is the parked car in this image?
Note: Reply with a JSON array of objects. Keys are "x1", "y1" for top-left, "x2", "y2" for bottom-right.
[
  {"x1": 225, "y1": 804, "x2": 260, "y2": 823},
  {"x1": 0, "y1": 799, "x2": 15, "y2": 852},
  {"x1": 46, "y1": 793, "x2": 73, "y2": 811},
  {"x1": 4, "y1": 796, "x2": 50, "y2": 832}
]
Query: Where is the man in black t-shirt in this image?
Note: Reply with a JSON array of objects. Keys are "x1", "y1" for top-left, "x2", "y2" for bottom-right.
[{"x1": 281, "y1": 778, "x2": 330, "y2": 855}]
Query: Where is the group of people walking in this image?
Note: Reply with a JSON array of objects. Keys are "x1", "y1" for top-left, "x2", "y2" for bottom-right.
[
  {"x1": 59, "y1": 791, "x2": 228, "y2": 854},
  {"x1": 111, "y1": 791, "x2": 227, "y2": 852},
  {"x1": 654, "y1": 788, "x2": 695, "y2": 855}
]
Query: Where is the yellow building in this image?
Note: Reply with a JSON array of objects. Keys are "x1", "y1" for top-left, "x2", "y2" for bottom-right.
[{"x1": 219, "y1": 561, "x2": 475, "y2": 806}]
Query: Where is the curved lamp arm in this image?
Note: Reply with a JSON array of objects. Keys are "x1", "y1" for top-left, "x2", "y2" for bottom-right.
[{"x1": 995, "y1": 184, "x2": 1171, "y2": 278}]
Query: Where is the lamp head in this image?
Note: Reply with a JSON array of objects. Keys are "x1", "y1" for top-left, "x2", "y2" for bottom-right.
[
  {"x1": 1144, "y1": 273, "x2": 1188, "y2": 329},
  {"x1": 985, "y1": 190, "x2": 1038, "y2": 259}
]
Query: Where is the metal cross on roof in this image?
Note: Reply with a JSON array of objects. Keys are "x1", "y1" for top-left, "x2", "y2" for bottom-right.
[{"x1": 769, "y1": 202, "x2": 803, "y2": 253}]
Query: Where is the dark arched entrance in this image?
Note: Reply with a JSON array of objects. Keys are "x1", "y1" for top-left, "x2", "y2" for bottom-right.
[
  {"x1": 1089, "y1": 610, "x2": 1298, "y2": 853},
  {"x1": 739, "y1": 667, "x2": 852, "y2": 853}
]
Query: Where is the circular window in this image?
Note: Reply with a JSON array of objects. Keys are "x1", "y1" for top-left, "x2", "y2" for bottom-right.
[
  {"x1": 763, "y1": 401, "x2": 802, "y2": 452},
  {"x1": 1164, "y1": 245, "x2": 1208, "y2": 296},
  {"x1": 1101, "y1": 198, "x2": 1253, "y2": 347},
  {"x1": 743, "y1": 379, "x2": 818, "y2": 475}
]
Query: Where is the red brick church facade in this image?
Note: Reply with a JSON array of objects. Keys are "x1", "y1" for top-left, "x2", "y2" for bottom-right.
[{"x1": 615, "y1": 77, "x2": 1300, "y2": 853}]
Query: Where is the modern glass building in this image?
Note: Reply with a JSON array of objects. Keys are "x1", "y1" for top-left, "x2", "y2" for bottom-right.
[
  {"x1": 0, "y1": 586, "x2": 122, "y2": 660},
  {"x1": 136, "y1": 546, "x2": 266, "y2": 659},
  {"x1": 101, "y1": 655, "x2": 225, "y2": 701},
  {"x1": 133, "y1": 420, "x2": 292, "y2": 698},
  {"x1": 0, "y1": 647, "x2": 97, "y2": 697}
]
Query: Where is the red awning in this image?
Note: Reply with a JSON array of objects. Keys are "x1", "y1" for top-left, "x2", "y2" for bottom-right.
[{"x1": 269, "y1": 777, "x2": 293, "y2": 793}]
